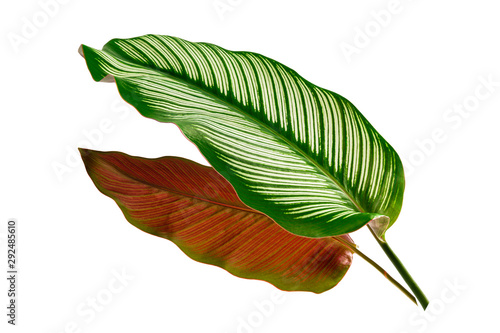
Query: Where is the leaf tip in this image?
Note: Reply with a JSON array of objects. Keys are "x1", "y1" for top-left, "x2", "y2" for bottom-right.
[
  {"x1": 78, "y1": 147, "x2": 97, "y2": 167},
  {"x1": 78, "y1": 44, "x2": 85, "y2": 58},
  {"x1": 79, "y1": 44, "x2": 116, "y2": 83},
  {"x1": 78, "y1": 147, "x2": 91, "y2": 156}
]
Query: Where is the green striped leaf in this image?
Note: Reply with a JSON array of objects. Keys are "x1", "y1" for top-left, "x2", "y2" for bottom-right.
[
  {"x1": 79, "y1": 35, "x2": 405, "y2": 238},
  {"x1": 80, "y1": 148, "x2": 354, "y2": 293}
]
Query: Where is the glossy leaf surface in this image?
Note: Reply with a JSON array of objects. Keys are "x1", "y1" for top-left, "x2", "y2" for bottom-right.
[
  {"x1": 80, "y1": 35, "x2": 405, "y2": 238},
  {"x1": 80, "y1": 149, "x2": 354, "y2": 293}
]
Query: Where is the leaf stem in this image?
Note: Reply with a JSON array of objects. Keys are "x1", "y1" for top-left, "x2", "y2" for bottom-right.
[
  {"x1": 333, "y1": 236, "x2": 417, "y2": 306},
  {"x1": 366, "y1": 225, "x2": 429, "y2": 310}
]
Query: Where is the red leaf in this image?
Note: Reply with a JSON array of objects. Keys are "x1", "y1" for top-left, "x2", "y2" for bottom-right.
[{"x1": 80, "y1": 149, "x2": 354, "y2": 293}]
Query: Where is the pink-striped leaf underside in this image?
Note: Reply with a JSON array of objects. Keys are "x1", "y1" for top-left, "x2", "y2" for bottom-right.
[{"x1": 80, "y1": 149, "x2": 354, "y2": 293}]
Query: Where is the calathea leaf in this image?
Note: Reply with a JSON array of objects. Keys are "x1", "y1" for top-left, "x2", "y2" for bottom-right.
[
  {"x1": 80, "y1": 148, "x2": 355, "y2": 293},
  {"x1": 79, "y1": 34, "x2": 404, "y2": 238}
]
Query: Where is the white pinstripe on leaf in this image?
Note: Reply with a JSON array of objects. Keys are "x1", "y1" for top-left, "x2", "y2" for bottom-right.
[{"x1": 79, "y1": 35, "x2": 405, "y2": 238}]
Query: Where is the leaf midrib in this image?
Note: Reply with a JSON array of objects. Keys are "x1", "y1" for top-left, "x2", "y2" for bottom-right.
[{"x1": 104, "y1": 159, "x2": 265, "y2": 216}]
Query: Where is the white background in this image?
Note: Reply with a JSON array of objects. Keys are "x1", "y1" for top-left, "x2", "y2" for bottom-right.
[{"x1": 1, "y1": 0, "x2": 499, "y2": 332}]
